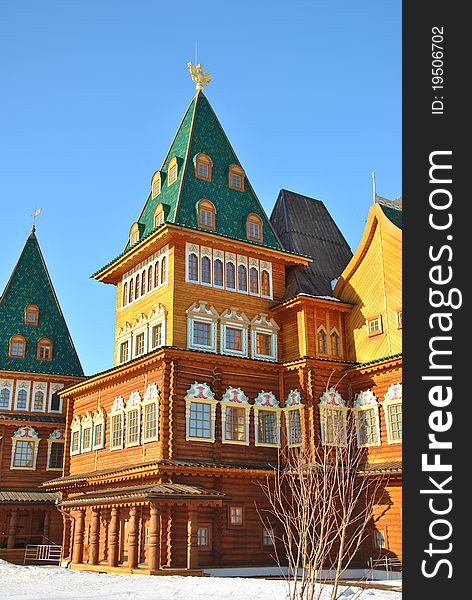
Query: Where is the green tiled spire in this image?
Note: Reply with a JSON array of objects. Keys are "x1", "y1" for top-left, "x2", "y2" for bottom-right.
[
  {"x1": 123, "y1": 91, "x2": 283, "y2": 254},
  {"x1": 0, "y1": 230, "x2": 84, "y2": 376}
]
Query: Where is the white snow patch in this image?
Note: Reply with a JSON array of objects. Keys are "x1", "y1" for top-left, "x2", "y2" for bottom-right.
[{"x1": 0, "y1": 560, "x2": 402, "y2": 600}]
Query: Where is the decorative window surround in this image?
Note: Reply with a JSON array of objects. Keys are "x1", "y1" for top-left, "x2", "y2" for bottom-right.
[
  {"x1": 167, "y1": 156, "x2": 178, "y2": 186},
  {"x1": 125, "y1": 391, "x2": 142, "y2": 447},
  {"x1": 80, "y1": 412, "x2": 93, "y2": 453},
  {"x1": 237, "y1": 256, "x2": 248, "y2": 293},
  {"x1": 213, "y1": 250, "x2": 225, "y2": 288},
  {"x1": 110, "y1": 397, "x2": 125, "y2": 450},
  {"x1": 220, "y1": 308, "x2": 249, "y2": 357},
  {"x1": 117, "y1": 322, "x2": 133, "y2": 365},
  {"x1": 260, "y1": 262, "x2": 272, "y2": 298},
  {"x1": 200, "y1": 246, "x2": 213, "y2": 285},
  {"x1": 121, "y1": 245, "x2": 169, "y2": 308},
  {"x1": 246, "y1": 213, "x2": 263, "y2": 243},
  {"x1": 32, "y1": 382, "x2": 48, "y2": 412},
  {"x1": 9, "y1": 334, "x2": 26, "y2": 358},
  {"x1": 221, "y1": 387, "x2": 250, "y2": 446},
  {"x1": 187, "y1": 301, "x2": 218, "y2": 353},
  {"x1": 250, "y1": 313, "x2": 279, "y2": 362},
  {"x1": 0, "y1": 379, "x2": 13, "y2": 410},
  {"x1": 10, "y1": 427, "x2": 40, "y2": 470},
  {"x1": 133, "y1": 314, "x2": 148, "y2": 358},
  {"x1": 197, "y1": 200, "x2": 216, "y2": 230},
  {"x1": 49, "y1": 383, "x2": 64, "y2": 413},
  {"x1": 330, "y1": 327, "x2": 341, "y2": 357},
  {"x1": 194, "y1": 153, "x2": 213, "y2": 182},
  {"x1": 319, "y1": 388, "x2": 348, "y2": 446},
  {"x1": 143, "y1": 383, "x2": 160, "y2": 443},
  {"x1": 92, "y1": 407, "x2": 106, "y2": 450},
  {"x1": 149, "y1": 304, "x2": 167, "y2": 350},
  {"x1": 254, "y1": 391, "x2": 281, "y2": 447},
  {"x1": 225, "y1": 253, "x2": 236, "y2": 291},
  {"x1": 25, "y1": 304, "x2": 39, "y2": 326},
  {"x1": 14, "y1": 380, "x2": 31, "y2": 411},
  {"x1": 129, "y1": 223, "x2": 140, "y2": 247},
  {"x1": 228, "y1": 164, "x2": 245, "y2": 192},
  {"x1": 70, "y1": 415, "x2": 81, "y2": 456},
  {"x1": 47, "y1": 429, "x2": 65, "y2": 471},
  {"x1": 185, "y1": 382, "x2": 218, "y2": 442},
  {"x1": 354, "y1": 390, "x2": 381, "y2": 447},
  {"x1": 317, "y1": 325, "x2": 328, "y2": 355},
  {"x1": 284, "y1": 390, "x2": 304, "y2": 447},
  {"x1": 151, "y1": 171, "x2": 162, "y2": 198},
  {"x1": 383, "y1": 383, "x2": 402, "y2": 444}
]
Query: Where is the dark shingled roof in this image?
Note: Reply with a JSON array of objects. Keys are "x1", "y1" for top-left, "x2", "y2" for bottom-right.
[
  {"x1": 270, "y1": 189, "x2": 353, "y2": 298},
  {"x1": 0, "y1": 489, "x2": 59, "y2": 503}
]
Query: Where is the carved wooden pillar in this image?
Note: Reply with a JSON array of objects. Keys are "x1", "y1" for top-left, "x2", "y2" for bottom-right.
[
  {"x1": 147, "y1": 503, "x2": 160, "y2": 572},
  {"x1": 127, "y1": 506, "x2": 139, "y2": 569},
  {"x1": 187, "y1": 507, "x2": 199, "y2": 570},
  {"x1": 89, "y1": 509, "x2": 100, "y2": 565},
  {"x1": 7, "y1": 509, "x2": 19, "y2": 549},
  {"x1": 42, "y1": 510, "x2": 51, "y2": 543},
  {"x1": 72, "y1": 509, "x2": 85, "y2": 564},
  {"x1": 108, "y1": 507, "x2": 120, "y2": 567},
  {"x1": 100, "y1": 513, "x2": 109, "y2": 563}
]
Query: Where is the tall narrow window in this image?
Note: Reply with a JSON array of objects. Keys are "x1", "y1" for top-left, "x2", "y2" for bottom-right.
[
  {"x1": 254, "y1": 391, "x2": 280, "y2": 447},
  {"x1": 226, "y1": 262, "x2": 236, "y2": 290},
  {"x1": 384, "y1": 383, "x2": 403, "y2": 443},
  {"x1": 130, "y1": 223, "x2": 140, "y2": 246},
  {"x1": 238, "y1": 264, "x2": 247, "y2": 292},
  {"x1": 110, "y1": 397, "x2": 125, "y2": 450},
  {"x1": 221, "y1": 387, "x2": 250, "y2": 445},
  {"x1": 160, "y1": 256, "x2": 167, "y2": 284},
  {"x1": 330, "y1": 329, "x2": 341, "y2": 357},
  {"x1": 354, "y1": 390, "x2": 380, "y2": 447},
  {"x1": 143, "y1": 384, "x2": 159, "y2": 443},
  {"x1": 135, "y1": 332, "x2": 145, "y2": 357},
  {"x1": 33, "y1": 391, "x2": 45, "y2": 411},
  {"x1": 317, "y1": 326, "x2": 328, "y2": 354},
  {"x1": 129, "y1": 278, "x2": 134, "y2": 303},
  {"x1": 37, "y1": 338, "x2": 53, "y2": 361},
  {"x1": 249, "y1": 267, "x2": 259, "y2": 294},
  {"x1": 228, "y1": 164, "x2": 245, "y2": 191},
  {"x1": 151, "y1": 172, "x2": 162, "y2": 197},
  {"x1": 198, "y1": 200, "x2": 216, "y2": 230},
  {"x1": 120, "y1": 340, "x2": 129, "y2": 363},
  {"x1": 47, "y1": 441, "x2": 64, "y2": 470},
  {"x1": 246, "y1": 214, "x2": 263, "y2": 242},
  {"x1": 0, "y1": 387, "x2": 11, "y2": 410},
  {"x1": 141, "y1": 270, "x2": 146, "y2": 296},
  {"x1": 188, "y1": 253, "x2": 198, "y2": 282},
  {"x1": 16, "y1": 389, "x2": 28, "y2": 410},
  {"x1": 214, "y1": 259, "x2": 224, "y2": 287},
  {"x1": 319, "y1": 388, "x2": 347, "y2": 446},
  {"x1": 261, "y1": 270, "x2": 270, "y2": 296},
  {"x1": 168, "y1": 157, "x2": 178, "y2": 185},
  {"x1": 123, "y1": 282, "x2": 128, "y2": 306},
  {"x1": 201, "y1": 256, "x2": 212, "y2": 284},
  {"x1": 148, "y1": 266, "x2": 153, "y2": 291},
  {"x1": 135, "y1": 274, "x2": 141, "y2": 299},
  {"x1": 9, "y1": 335, "x2": 26, "y2": 358},
  {"x1": 125, "y1": 392, "x2": 141, "y2": 447},
  {"x1": 154, "y1": 262, "x2": 160, "y2": 287}
]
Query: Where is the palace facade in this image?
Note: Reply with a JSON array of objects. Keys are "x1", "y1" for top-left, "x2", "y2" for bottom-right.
[{"x1": 42, "y1": 65, "x2": 402, "y2": 575}]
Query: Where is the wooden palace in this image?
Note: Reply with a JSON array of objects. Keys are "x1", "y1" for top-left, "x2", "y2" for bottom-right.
[
  {"x1": 39, "y1": 64, "x2": 402, "y2": 574},
  {"x1": 0, "y1": 229, "x2": 84, "y2": 563}
]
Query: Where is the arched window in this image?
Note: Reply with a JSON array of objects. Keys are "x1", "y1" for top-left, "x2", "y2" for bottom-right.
[
  {"x1": 141, "y1": 270, "x2": 146, "y2": 296},
  {"x1": 226, "y1": 262, "x2": 236, "y2": 290},
  {"x1": 148, "y1": 266, "x2": 153, "y2": 291},
  {"x1": 25, "y1": 305, "x2": 39, "y2": 326},
  {"x1": 128, "y1": 278, "x2": 134, "y2": 303},
  {"x1": 249, "y1": 267, "x2": 259, "y2": 294},
  {"x1": 135, "y1": 273, "x2": 141, "y2": 299},
  {"x1": 195, "y1": 153, "x2": 212, "y2": 181},
  {"x1": 151, "y1": 171, "x2": 162, "y2": 198},
  {"x1": 33, "y1": 390, "x2": 45, "y2": 411},
  {"x1": 317, "y1": 326, "x2": 328, "y2": 354},
  {"x1": 214, "y1": 259, "x2": 224, "y2": 287},
  {"x1": 0, "y1": 388, "x2": 11, "y2": 410},
  {"x1": 246, "y1": 213, "x2": 263, "y2": 242},
  {"x1": 153, "y1": 203, "x2": 164, "y2": 228},
  {"x1": 188, "y1": 253, "x2": 198, "y2": 282},
  {"x1": 168, "y1": 156, "x2": 178, "y2": 185},
  {"x1": 122, "y1": 282, "x2": 128, "y2": 306},
  {"x1": 154, "y1": 261, "x2": 160, "y2": 287},
  {"x1": 37, "y1": 338, "x2": 53, "y2": 361},
  {"x1": 9, "y1": 335, "x2": 26, "y2": 358},
  {"x1": 161, "y1": 256, "x2": 167, "y2": 284},
  {"x1": 330, "y1": 329, "x2": 341, "y2": 357},
  {"x1": 129, "y1": 223, "x2": 140, "y2": 246},
  {"x1": 228, "y1": 164, "x2": 245, "y2": 191},
  {"x1": 16, "y1": 389, "x2": 28, "y2": 410},
  {"x1": 238, "y1": 264, "x2": 247, "y2": 292},
  {"x1": 201, "y1": 256, "x2": 211, "y2": 284},
  {"x1": 261, "y1": 270, "x2": 271, "y2": 297},
  {"x1": 198, "y1": 199, "x2": 216, "y2": 230}
]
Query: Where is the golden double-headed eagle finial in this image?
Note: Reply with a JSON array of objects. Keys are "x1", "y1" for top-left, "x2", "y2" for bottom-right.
[{"x1": 187, "y1": 62, "x2": 211, "y2": 92}]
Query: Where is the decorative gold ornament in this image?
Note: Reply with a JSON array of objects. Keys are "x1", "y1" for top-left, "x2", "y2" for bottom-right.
[{"x1": 187, "y1": 62, "x2": 211, "y2": 92}]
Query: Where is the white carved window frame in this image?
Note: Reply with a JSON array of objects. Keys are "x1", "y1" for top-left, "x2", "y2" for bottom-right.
[
  {"x1": 110, "y1": 397, "x2": 125, "y2": 451},
  {"x1": 200, "y1": 246, "x2": 213, "y2": 287},
  {"x1": 354, "y1": 390, "x2": 381, "y2": 447},
  {"x1": 186, "y1": 243, "x2": 200, "y2": 284},
  {"x1": 148, "y1": 304, "x2": 167, "y2": 351},
  {"x1": 221, "y1": 387, "x2": 250, "y2": 446},
  {"x1": 47, "y1": 429, "x2": 66, "y2": 471},
  {"x1": 132, "y1": 314, "x2": 148, "y2": 359},
  {"x1": 125, "y1": 391, "x2": 142, "y2": 448},
  {"x1": 48, "y1": 383, "x2": 64, "y2": 413},
  {"x1": 213, "y1": 249, "x2": 225, "y2": 289},
  {"x1": 14, "y1": 380, "x2": 31, "y2": 411},
  {"x1": 117, "y1": 322, "x2": 133, "y2": 365},
  {"x1": 70, "y1": 415, "x2": 82, "y2": 455},
  {"x1": 185, "y1": 382, "x2": 218, "y2": 443},
  {"x1": 92, "y1": 407, "x2": 106, "y2": 450},
  {"x1": 260, "y1": 261, "x2": 273, "y2": 300},
  {"x1": 142, "y1": 383, "x2": 160, "y2": 443},
  {"x1": 0, "y1": 379, "x2": 13, "y2": 410},
  {"x1": 284, "y1": 390, "x2": 304, "y2": 448},
  {"x1": 383, "y1": 383, "x2": 403, "y2": 444},
  {"x1": 80, "y1": 411, "x2": 94, "y2": 453},
  {"x1": 319, "y1": 388, "x2": 348, "y2": 447},
  {"x1": 186, "y1": 301, "x2": 218, "y2": 353},
  {"x1": 220, "y1": 308, "x2": 249, "y2": 358},
  {"x1": 254, "y1": 391, "x2": 281, "y2": 448},
  {"x1": 10, "y1": 427, "x2": 40, "y2": 470},
  {"x1": 32, "y1": 381, "x2": 48, "y2": 413},
  {"x1": 250, "y1": 313, "x2": 279, "y2": 362}
]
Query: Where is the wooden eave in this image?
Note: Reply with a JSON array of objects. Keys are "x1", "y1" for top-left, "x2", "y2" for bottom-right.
[
  {"x1": 334, "y1": 203, "x2": 402, "y2": 297},
  {"x1": 0, "y1": 369, "x2": 84, "y2": 386},
  {"x1": 347, "y1": 353, "x2": 402, "y2": 375},
  {"x1": 271, "y1": 293, "x2": 353, "y2": 315}
]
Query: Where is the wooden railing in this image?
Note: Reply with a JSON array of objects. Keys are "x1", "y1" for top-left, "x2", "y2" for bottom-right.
[{"x1": 23, "y1": 544, "x2": 62, "y2": 565}]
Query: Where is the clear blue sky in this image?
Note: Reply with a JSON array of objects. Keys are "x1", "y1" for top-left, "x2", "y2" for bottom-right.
[{"x1": 0, "y1": 1, "x2": 401, "y2": 375}]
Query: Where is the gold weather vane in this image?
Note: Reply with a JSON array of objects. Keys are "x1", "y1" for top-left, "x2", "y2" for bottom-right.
[
  {"x1": 187, "y1": 62, "x2": 211, "y2": 92},
  {"x1": 32, "y1": 207, "x2": 42, "y2": 231}
]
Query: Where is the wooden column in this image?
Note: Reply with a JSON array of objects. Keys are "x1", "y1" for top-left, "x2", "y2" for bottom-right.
[
  {"x1": 42, "y1": 510, "x2": 51, "y2": 543},
  {"x1": 89, "y1": 509, "x2": 100, "y2": 565},
  {"x1": 108, "y1": 507, "x2": 120, "y2": 567},
  {"x1": 72, "y1": 509, "x2": 85, "y2": 564},
  {"x1": 127, "y1": 507, "x2": 139, "y2": 569},
  {"x1": 187, "y1": 508, "x2": 199, "y2": 570},
  {"x1": 7, "y1": 509, "x2": 19, "y2": 549},
  {"x1": 147, "y1": 503, "x2": 160, "y2": 572},
  {"x1": 100, "y1": 513, "x2": 109, "y2": 563}
]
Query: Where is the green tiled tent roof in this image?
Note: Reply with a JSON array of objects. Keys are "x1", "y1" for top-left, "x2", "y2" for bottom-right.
[
  {"x1": 95, "y1": 91, "x2": 283, "y2": 276},
  {"x1": 380, "y1": 204, "x2": 402, "y2": 229},
  {"x1": 0, "y1": 230, "x2": 84, "y2": 376}
]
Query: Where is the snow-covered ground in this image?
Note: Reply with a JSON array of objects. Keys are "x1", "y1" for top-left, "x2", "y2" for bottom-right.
[{"x1": 0, "y1": 560, "x2": 401, "y2": 600}]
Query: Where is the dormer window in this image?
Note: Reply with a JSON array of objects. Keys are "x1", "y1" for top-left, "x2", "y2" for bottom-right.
[
  {"x1": 198, "y1": 199, "x2": 216, "y2": 230},
  {"x1": 37, "y1": 338, "x2": 53, "y2": 361},
  {"x1": 9, "y1": 335, "x2": 26, "y2": 358},
  {"x1": 246, "y1": 213, "x2": 263, "y2": 242},
  {"x1": 195, "y1": 153, "x2": 212, "y2": 181},
  {"x1": 228, "y1": 164, "x2": 244, "y2": 191},
  {"x1": 130, "y1": 223, "x2": 140, "y2": 246},
  {"x1": 151, "y1": 171, "x2": 162, "y2": 198},
  {"x1": 25, "y1": 305, "x2": 39, "y2": 326},
  {"x1": 168, "y1": 157, "x2": 178, "y2": 186},
  {"x1": 154, "y1": 204, "x2": 165, "y2": 228}
]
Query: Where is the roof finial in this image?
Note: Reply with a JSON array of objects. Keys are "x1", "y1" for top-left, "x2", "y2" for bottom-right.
[
  {"x1": 372, "y1": 170, "x2": 377, "y2": 203},
  {"x1": 31, "y1": 207, "x2": 42, "y2": 232},
  {"x1": 187, "y1": 62, "x2": 211, "y2": 92}
]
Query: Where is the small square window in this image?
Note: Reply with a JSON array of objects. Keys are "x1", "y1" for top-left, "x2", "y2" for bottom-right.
[
  {"x1": 262, "y1": 528, "x2": 274, "y2": 546},
  {"x1": 193, "y1": 321, "x2": 211, "y2": 346},
  {"x1": 225, "y1": 327, "x2": 242, "y2": 352},
  {"x1": 367, "y1": 316, "x2": 382, "y2": 336},
  {"x1": 373, "y1": 529, "x2": 386, "y2": 549},
  {"x1": 197, "y1": 526, "x2": 209, "y2": 547},
  {"x1": 229, "y1": 506, "x2": 243, "y2": 526},
  {"x1": 198, "y1": 163, "x2": 209, "y2": 179}
]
